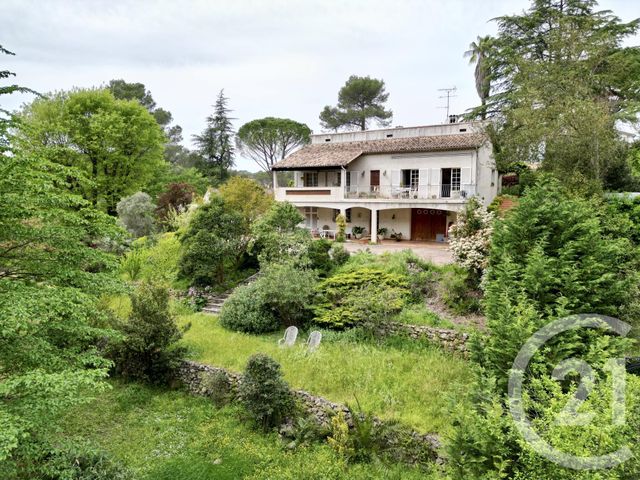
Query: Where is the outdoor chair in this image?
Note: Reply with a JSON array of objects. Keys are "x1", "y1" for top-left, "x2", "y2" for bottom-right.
[
  {"x1": 306, "y1": 331, "x2": 322, "y2": 352},
  {"x1": 278, "y1": 326, "x2": 299, "y2": 347}
]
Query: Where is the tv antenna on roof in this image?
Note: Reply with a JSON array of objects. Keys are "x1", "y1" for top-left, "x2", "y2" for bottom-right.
[{"x1": 438, "y1": 86, "x2": 457, "y2": 123}]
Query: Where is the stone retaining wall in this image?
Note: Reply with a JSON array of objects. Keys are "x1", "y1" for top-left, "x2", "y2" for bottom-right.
[
  {"x1": 177, "y1": 360, "x2": 440, "y2": 461},
  {"x1": 381, "y1": 322, "x2": 469, "y2": 354}
]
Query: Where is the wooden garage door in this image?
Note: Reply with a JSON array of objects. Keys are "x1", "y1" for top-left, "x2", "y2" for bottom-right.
[{"x1": 411, "y1": 209, "x2": 447, "y2": 241}]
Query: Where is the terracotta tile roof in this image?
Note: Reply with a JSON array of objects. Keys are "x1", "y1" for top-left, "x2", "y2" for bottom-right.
[{"x1": 271, "y1": 133, "x2": 486, "y2": 170}]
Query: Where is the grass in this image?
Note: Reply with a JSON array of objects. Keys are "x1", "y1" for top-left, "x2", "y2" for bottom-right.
[
  {"x1": 59, "y1": 381, "x2": 441, "y2": 480},
  {"x1": 392, "y1": 303, "x2": 455, "y2": 329},
  {"x1": 180, "y1": 313, "x2": 472, "y2": 434}
]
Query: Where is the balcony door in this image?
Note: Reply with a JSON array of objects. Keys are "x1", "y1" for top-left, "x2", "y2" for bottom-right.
[
  {"x1": 370, "y1": 170, "x2": 380, "y2": 193},
  {"x1": 440, "y1": 168, "x2": 461, "y2": 198}
]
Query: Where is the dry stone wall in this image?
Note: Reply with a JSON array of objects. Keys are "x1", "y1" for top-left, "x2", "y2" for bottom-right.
[{"x1": 381, "y1": 322, "x2": 469, "y2": 354}]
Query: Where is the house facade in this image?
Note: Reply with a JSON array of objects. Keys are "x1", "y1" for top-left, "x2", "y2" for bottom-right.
[{"x1": 271, "y1": 122, "x2": 498, "y2": 242}]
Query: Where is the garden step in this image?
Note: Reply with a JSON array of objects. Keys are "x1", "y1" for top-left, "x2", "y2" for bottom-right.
[{"x1": 200, "y1": 272, "x2": 262, "y2": 315}]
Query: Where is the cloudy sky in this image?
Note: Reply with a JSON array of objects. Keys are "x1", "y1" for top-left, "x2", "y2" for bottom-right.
[{"x1": 3, "y1": 0, "x2": 639, "y2": 171}]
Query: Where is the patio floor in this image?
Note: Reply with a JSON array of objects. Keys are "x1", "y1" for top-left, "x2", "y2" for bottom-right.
[{"x1": 341, "y1": 240, "x2": 453, "y2": 265}]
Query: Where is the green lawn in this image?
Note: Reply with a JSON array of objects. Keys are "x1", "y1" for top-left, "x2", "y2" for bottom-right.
[
  {"x1": 180, "y1": 313, "x2": 472, "y2": 434},
  {"x1": 60, "y1": 381, "x2": 440, "y2": 479}
]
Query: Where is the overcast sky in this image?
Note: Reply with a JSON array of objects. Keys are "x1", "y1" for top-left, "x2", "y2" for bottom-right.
[{"x1": 3, "y1": 0, "x2": 639, "y2": 171}]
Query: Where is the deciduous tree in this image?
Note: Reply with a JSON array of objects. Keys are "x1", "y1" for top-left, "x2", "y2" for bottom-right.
[{"x1": 17, "y1": 89, "x2": 165, "y2": 214}]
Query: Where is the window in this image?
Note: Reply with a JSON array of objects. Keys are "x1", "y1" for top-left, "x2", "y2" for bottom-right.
[
  {"x1": 451, "y1": 168, "x2": 461, "y2": 191},
  {"x1": 303, "y1": 172, "x2": 318, "y2": 187},
  {"x1": 304, "y1": 207, "x2": 318, "y2": 229},
  {"x1": 401, "y1": 169, "x2": 419, "y2": 189},
  {"x1": 333, "y1": 208, "x2": 352, "y2": 223}
]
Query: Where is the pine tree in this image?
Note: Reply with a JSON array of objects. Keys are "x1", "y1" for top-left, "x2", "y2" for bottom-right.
[{"x1": 193, "y1": 89, "x2": 235, "y2": 183}]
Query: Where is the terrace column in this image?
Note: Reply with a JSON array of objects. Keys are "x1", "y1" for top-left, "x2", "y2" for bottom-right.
[
  {"x1": 272, "y1": 170, "x2": 278, "y2": 190},
  {"x1": 341, "y1": 168, "x2": 347, "y2": 197},
  {"x1": 370, "y1": 208, "x2": 378, "y2": 243}
]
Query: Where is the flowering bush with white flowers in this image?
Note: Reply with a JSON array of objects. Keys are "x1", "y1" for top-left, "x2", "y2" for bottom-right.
[{"x1": 448, "y1": 197, "x2": 494, "y2": 276}]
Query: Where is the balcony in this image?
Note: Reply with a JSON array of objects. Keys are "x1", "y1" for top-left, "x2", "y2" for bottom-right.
[{"x1": 344, "y1": 184, "x2": 476, "y2": 200}]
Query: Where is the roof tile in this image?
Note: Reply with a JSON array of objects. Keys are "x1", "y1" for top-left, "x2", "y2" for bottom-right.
[{"x1": 272, "y1": 133, "x2": 486, "y2": 170}]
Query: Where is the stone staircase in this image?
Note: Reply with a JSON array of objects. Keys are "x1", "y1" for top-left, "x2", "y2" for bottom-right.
[{"x1": 201, "y1": 272, "x2": 261, "y2": 315}]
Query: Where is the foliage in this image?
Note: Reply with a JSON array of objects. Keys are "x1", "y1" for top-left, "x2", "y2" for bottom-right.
[
  {"x1": 313, "y1": 268, "x2": 409, "y2": 329},
  {"x1": 221, "y1": 263, "x2": 318, "y2": 333},
  {"x1": 330, "y1": 243, "x2": 351, "y2": 267},
  {"x1": 463, "y1": 35, "x2": 494, "y2": 119},
  {"x1": 178, "y1": 196, "x2": 248, "y2": 287},
  {"x1": 219, "y1": 282, "x2": 280, "y2": 334},
  {"x1": 320, "y1": 75, "x2": 393, "y2": 131},
  {"x1": 447, "y1": 369, "x2": 640, "y2": 480},
  {"x1": 1, "y1": 71, "x2": 121, "y2": 472},
  {"x1": 218, "y1": 176, "x2": 273, "y2": 227},
  {"x1": 438, "y1": 265, "x2": 482, "y2": 315},
  {"x1": 134, "y1": 232, "x2": 182, "y2": 284},
  {"x1": 155, "y1": 182, "x2": 195, "y2": 223},
  {"x1": 448, "y1": 197, "x2": 494, "y2": 278},
  {"x1": 236, "y1": 117, "x2": 311, "y2": 172},
  {"x1": 20, "y1": 441, "x2": 133, "y2": 480},
  {"x1": 110, "y1": 282, "x2": 187, "y2": 385},
  {"x1": 250, "y1": 202, "x2": 312, "y2": 268},
  {"x1": 119, "y1": 247, "x2": 146, "y2": 281},
  {"x1": 143, "y1": 162, "x2": 208, "y2": 199},
  {"x1": 473, "y1": 0, "x2": 640, "y2": 188},
  {"x1": 335, "y1": 213, "x2": 347, "y2": 242},
  {"x1": 238, "y1": 354, "x2": 293, "y2": 431},
  {"x1": 200, "y1": 370, "x2": 234, "y2": 407},
  {"x1": 17, "y1": 88, "x2": 165, "y2": 214},
  {"x1": 116, "y1": 191, "x2": 156, "y2": 238},
  {"x1": 192, "y1": 89, "x2": 235, "y2": 183}
]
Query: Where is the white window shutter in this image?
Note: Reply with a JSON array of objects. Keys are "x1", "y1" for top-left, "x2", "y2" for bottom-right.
[
  {"x1": 418, "y1": 169, "x2": 429, "y2": 186},
  {"x1": 391, "y1": 170, "x2": 401, "y2": 186},
  {"x1": 430, "y1": 168, "x2": 441, "y2": 185},
  {"x1": 350, "y1": 171, "x2": 359, "y2": 186},
  {"x1": 461, "y1": 168, "x2": 472, "y2": 185}
]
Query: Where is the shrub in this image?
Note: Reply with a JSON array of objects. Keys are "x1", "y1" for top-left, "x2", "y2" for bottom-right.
[
  {"x1": 220, "y1": 263, "x2": 317, "y2": 333},
  {"x1": 156, "y1": 182, "x2": 195, "y2": 222},
  {"x1": 448, "y1": 197, "x2": 494, "y2": 280},
  {"x1": 219, "y1": 282, "x2": 279, "y2": 334},
  {"x1": 219, "y1": 176, "x2": 273, "y2": 227},
  {"x1": 116, "y1": 191, "x2": 156, "y2": 238},
  {"x1": 330, "y1": 243, "x2": 350, "y2": 267},
  {"x1": 335, "y1": 213, "x2": 347, "y2": 242},
  {"x1": 119, "y1": 247, "x2": 147, "y2": 281},
  {"x1": 201, "y1": 370, "x2": 234, "y2": 407},
  {"x1": 35, "y1": 443, "x2": 133, "y2": 480},
  {"x1": 250, "y1": 202, "x2": 312, "y2": 267},
  {"x1": 438, "y1": 265, "x2": 482, "y2": 315},
  {"x1": 178, "y1": 196, "x2": 248, "y2": 287},
  {"x1": 307, "y1": 239, "x2": 334, "y2": 276},
  {"x1": 479, "y1": 177, "x2": 638, "y2": 383},
  {"x1": 110, "y1": 282, "x2": 187, "y2": 385},
  {"x1": 238, "y1": 354, "x2": 293, "y2": 431},
  {"x1": 313, "y1": 268, "x2": 409, "y2": 329}
]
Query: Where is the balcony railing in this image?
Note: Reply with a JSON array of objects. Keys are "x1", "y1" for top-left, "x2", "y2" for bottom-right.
[{"x1": 344, "y1": 184, "x2": 475, "y2": 200}]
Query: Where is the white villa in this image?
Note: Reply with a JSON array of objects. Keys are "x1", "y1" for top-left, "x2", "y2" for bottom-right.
[{"x1": 271, "y1": 122, "x2": 498, "y2": 242}]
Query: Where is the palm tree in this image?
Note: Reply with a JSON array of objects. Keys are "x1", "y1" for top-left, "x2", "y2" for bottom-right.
[{"x1": 464, "y1": 36, "x2": 493, "y2": 119}]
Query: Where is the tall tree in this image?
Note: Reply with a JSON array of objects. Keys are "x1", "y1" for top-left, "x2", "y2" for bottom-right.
[
  {"x1": 193, "y1": 89, "x2": 235, "y2": 182},
  {"x1": 236, "y1": 117, "x2": 311, "y2": 172},
  {"x1": 319, "y1": 75, "x2": 392, "y2": 131},
  {"x1": 1, "y1": 48, "x2": 121, "y2": 476},
  {"x1": 0, "y1": 45, "x2": 35, "y2": 152},
  {"x1": 108, "y1": 79, "x2": 184, "y2": 158},
  {"x1": 463, "y1": 36, "x2": 494, "y2": 120},
  {"x1": 471, "y1": 0, "x2": 640, "y2": 188},
  {"x1": 17, "y1": 89, "x2": 165, "y2": 214}
]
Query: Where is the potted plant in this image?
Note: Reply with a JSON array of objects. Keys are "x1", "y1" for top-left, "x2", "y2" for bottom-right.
[
  {"x1": 377, "y1": 227, "x2": 388, "y2": 242},
  {"x1": 352, "y1": 225, "x2": 365, "y2": 239},
  {"x1": 390, "y1": 229, "x2": 403, "y2": 242}
]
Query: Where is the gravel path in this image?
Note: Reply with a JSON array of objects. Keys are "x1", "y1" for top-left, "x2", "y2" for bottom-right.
[{"x1": 341, "y1": 240, "x2": 453, "y2": 266}]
